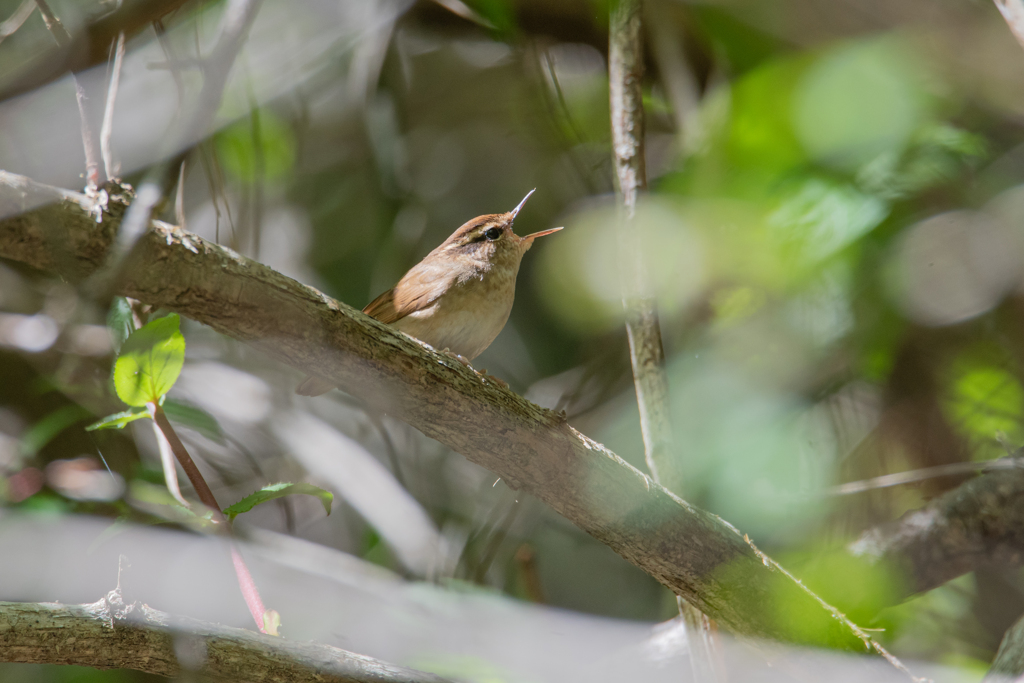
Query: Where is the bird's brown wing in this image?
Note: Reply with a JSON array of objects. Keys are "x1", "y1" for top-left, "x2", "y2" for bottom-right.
[{"x1": 362, "y1": 259, "x2": 455, "y2": 324}]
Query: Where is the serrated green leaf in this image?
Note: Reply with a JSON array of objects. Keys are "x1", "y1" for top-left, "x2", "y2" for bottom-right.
[
  {"x1": 163, "y1": 398, "x2": 224, "y2": 443},
  {"x1": 224, "y1": 482, "x2": 333, "y2": 521},
  {"x1": 113, "y1": 314, "x2": 185, "y2": 407},
  {"x1": 85, "y1": 407, "x2": 151, "y2": 431}
]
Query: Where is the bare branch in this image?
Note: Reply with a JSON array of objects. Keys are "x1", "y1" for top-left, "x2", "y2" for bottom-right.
[
  {"x1": 0, "y1": 170, "x2": 902, "y2": 653},
  {"x1": 850, "y1": 468, "x2": 1024, "y2": 596},
  {"x1": 101, "y1": 31, "x2": 127, "y2": 181},
  {"x1": 35, "y1": 0, "x2": 104, "y2": 190},
  {"x1": 0, "y1": 596, "x2": 454, "y2": 683},
  {"x1": 33, "y1": 0, "x2": 70, "y2": 44},
  {"x1": 830, "y1": 456, "x2": 1024, "y2": 496},
  {"x1": 0, "y1": 0, "x2": 195, "y2": 103},
  {"x1": 0, "y1": 0, "x2": 36, "y2": 47}
]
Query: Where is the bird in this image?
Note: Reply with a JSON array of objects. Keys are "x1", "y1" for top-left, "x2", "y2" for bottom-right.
[{"x1": 296, "y1": 189, "x2": 562, "y2": 397}]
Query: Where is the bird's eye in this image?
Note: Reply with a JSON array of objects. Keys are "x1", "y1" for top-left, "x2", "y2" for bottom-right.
[{"x1": 484, "y1": 227, "x2": 502, "y2": 241}]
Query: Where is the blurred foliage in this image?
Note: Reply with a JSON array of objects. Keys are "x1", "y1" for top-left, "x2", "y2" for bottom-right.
[{"x1": 3, "y1": 0, "x2": 1024, "y2": 676}]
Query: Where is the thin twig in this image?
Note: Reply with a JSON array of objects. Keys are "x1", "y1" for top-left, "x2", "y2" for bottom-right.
[
  {"x1": 33, "y1": 0, "x2": 69, "y2": 43},
  {"x1": 366, "y1": 410, "x2": 405, "y2": 488},
  {"x1": 150, "y1": 403, "x2": 222, "y2": 514},
  {"x1": 247, "y1": 82, "x2": 264, "y2": 258},
  {"x1": 152, "y1": 419, "x2": 190, "y2": 506},
  {"x1": 0, "y1": 0, "x2": 35, "y2": 47},
  {"x1": 153, "y1": 19, "x2": 186, "y2": 113},
  {"x1": 175, "y1": 158, "x2": 187, "y2": 229},
  {"x1": 829, "y1": 455, "x2": 1024, "y2": 496},
  {"x1": 149, "y1": 402, "x2": 274, "y2": 634},
  {"x1": 35, "y1": 0, "x2": 104, "y2": 190},
  {"x1": 94, "y1": 0, "x2": 261, "y2": 289},
  {"x1": 100, "y1": 31, "x2": 126, "y2": 181},
  {"x1": 646, "y1": 0, "x2": 701, "y2": 153}
]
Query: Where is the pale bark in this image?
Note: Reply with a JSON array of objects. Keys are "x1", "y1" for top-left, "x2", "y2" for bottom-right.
[{"x1": 0, "y1": 595, "x2": 452, "y2": 683}]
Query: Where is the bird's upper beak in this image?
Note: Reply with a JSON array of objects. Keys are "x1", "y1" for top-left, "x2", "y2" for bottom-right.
[
  {"x1": 509, "y1": 189, "x2": 536, "y2": 220},
  {"x1": 508, "y1": 189, "x2": 562, "y2": 250}
]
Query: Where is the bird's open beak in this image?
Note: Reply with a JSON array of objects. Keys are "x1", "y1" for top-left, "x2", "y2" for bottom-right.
[
  {"x1": 509, "y1": 189, "x2": 536, "y2": 220},
  {"x1": 522, "y1": 226, "x2": 563, "y2": 243}
]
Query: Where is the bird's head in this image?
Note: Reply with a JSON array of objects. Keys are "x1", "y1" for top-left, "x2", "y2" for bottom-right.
[{"x1": 440, "y1": 190, "x2": 562, "y2": 266}]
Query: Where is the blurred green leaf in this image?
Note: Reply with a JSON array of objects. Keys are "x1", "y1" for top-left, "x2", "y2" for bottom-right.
[
  {"x1": 113, "y1": 314, "x2": 185, "y2": 408},
  {"x1": 85, "y1": 407, "x2": 150, "y2": 432},
  {"x1": 767, "y1": 175, "x2": 888, "y2": 266},
  {"x1": 20, "y1": 404, "x2": 92, "y2": 456},
  {"x1": 727, "y1": 57, "x2": 809, "y2": 172},
  {"x1": 943, "y1": 360, "x2": 1024, "y2": 459},
  {"x1": 162, "y1": 398, "x2": 224, "y2": 443},
  {"x1": 224, "y1": 482, "x2": 333, "y2": 521},
  {"x1": 216, "y1": 109, "x2": 296, "y2": 184},
  {"x1": 793, "y1": 37, "x2": 928, "y2": 170},
  {"x1": 857, "y1": 124, "x2": 987, "y2": 200},
  {"x1": 106, "y1": 297, "x2": 136, "y2": 353}
]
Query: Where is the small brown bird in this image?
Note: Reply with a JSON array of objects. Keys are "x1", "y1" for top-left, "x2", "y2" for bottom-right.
[{"x1": 296, "y1": 190, "x2": 561, "y2": 396}]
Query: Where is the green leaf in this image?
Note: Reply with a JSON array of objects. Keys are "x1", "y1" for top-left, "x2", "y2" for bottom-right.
[
  {"x1": 215, "y1": 109, "x2": 296, "y2": 184},
  {"x1": 224, "y1": 482, "x2": 333, "y2": 521},
  {"x1": 162, "y1": 398, "x2": 224, "y2": 443},
  {"x1": 113, "y1": 314, "x2": 185, "y2": 407},
  {"x1": 943, "y1": 360, "x2": 1024, "y2": 460},
  {"x1": 106, "y1": 297, "x2": 136, "y2": 353},
  {"x1": 85, "y1": 407, "x2": 151, "y2": 431},
  {"x1": 21, "y1": 404, "x2": 93, "y2": 455}
]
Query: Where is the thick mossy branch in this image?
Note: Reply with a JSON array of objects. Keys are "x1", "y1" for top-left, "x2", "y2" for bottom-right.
[
  {"x1": 0, "y1": 595, "x2": 452, "y2": 683},
  {"x1": 0, "y1": 171, "x2": 893, "y2": 650}
]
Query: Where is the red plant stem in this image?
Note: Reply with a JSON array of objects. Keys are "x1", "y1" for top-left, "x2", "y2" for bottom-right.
[
  {"x1": 149, "y1": 403, "x2": 222, "y2": 515},
  {"x1": 149, "y1": 402, "x2": 271, "y2": 633},
  {"x1": 231, "y1": 544, "x2": 269, "y2": 634}
]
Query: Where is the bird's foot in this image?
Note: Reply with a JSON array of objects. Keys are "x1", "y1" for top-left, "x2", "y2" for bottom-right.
[
  {"x1": 440, "y1": 348, "x2": 473, "y2": 367},
  {"x1": 477, "y1": 368, "x2": 509, "y2": 389}
]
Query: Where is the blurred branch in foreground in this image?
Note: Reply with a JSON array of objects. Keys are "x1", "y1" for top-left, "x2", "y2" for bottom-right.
[
  {"x1": 0, "y1": 594, "x2": 453, "y2": 683},
  {"x1": 0, "y1": 170, "x2": 902, "y2": 656},
  {"x1": 988, "y1": 610, "x2": 1024, "y2": 682}
]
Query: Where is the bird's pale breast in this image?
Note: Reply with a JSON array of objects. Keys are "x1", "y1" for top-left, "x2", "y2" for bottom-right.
[{"x1": 396, "y1": 259, "x2": 517, "y2": 360}]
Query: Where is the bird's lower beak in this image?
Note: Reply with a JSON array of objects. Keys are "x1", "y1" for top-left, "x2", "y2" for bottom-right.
[{"x1": 522, "y1": 227, "x2": 563, "y2": 242}]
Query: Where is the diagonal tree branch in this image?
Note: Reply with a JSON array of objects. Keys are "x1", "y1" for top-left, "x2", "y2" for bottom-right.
[
  {"x1": 0, "y1": 170, "x2": 894, "y2": 654},
  {"x1": 0, "y1": 595, "x2": 453, "y2": 683},
  {"x1": 850, "y1": 467, "x2": 1024, "y2": 597}
]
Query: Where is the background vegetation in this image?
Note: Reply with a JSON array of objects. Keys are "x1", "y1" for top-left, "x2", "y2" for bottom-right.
[{"x1": 2, "y1": 0, "x2": 1024, "y2": 679}]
